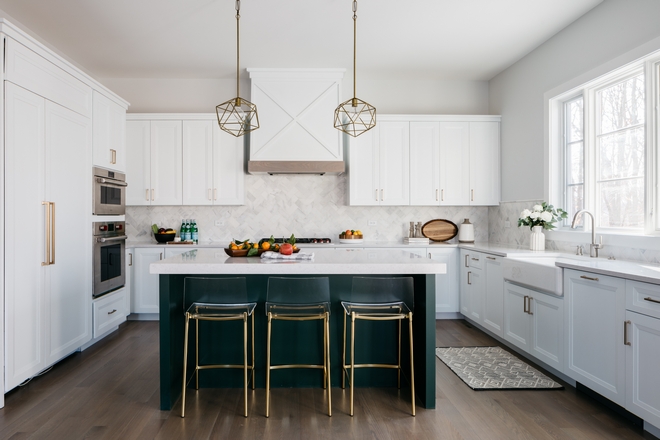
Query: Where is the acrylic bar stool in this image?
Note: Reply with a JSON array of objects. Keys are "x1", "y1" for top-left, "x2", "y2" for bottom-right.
[
  {"x1": 341, "y1": 276, "x2": 415, "y2": 416},
  {"x1": 265, "y1": 277, "x2": 332, "y2": 417},
  {"x1": 181, "y1": 277, "x2": 256, "y2": 418}
]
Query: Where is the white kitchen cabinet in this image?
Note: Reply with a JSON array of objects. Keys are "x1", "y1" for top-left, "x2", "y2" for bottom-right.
[
  {"x1": 427, "y1": 248, "x2": 459, "y2": 314},
  {"x1": 182, "y1": 120, "x2": 244, "y2": 205},
  {"x1": 409, "y1": 122, "x2": 439, "y2": 205},
  {"x1": 132, "y1": 248, "x2": 163, "y2": 314},
  {"x1": 4, "y1": 83, "x2": 92, "y2": 391},
  {"x1": 164, "y1": 247, "x2": 199, "y2": 259},
  {"x1": 93, "y1": 288, "x2": 127, "y2": 338},
  {"x1": 92, "y1": 90, "x2": 126, "y2": 172},
  {"x1": 126, "y1": 119, "x2": 183, "y2": 206},
  {"x1": 439, "y1": 122, "x2": 471, "y2": 205},
  {"x1": 483, "y1": 254, "x2": 504, "y2": 337},
  {"x1": 564, "y1": 269, "x2": 626, "y2": 406},
  {"x1": 459, "y1": 249, "x2": 471, "y2": 316},
  {"x1": 469, "y1": 121, "x2": 500, "y2": 206},
  {"x1": 503, "y1": 281, "x2": 564, "y2": 371},
  {"x1": 466, "y1": 254, "x2": 485, "y2": 324},
  {"x1": 348, "y1": 120, "x2": 409, "y2": 206},
  {"x1": 126, "y1": 248, "x2": 133, "y2": 317}
]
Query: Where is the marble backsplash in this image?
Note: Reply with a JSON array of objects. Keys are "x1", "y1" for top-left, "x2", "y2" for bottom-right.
[
  {"x1": 489, "y1": 200, "x2": 660, "y2": 264},
  {"x1": 127, "y1": 174, "x2": 489, "y2": 245}
]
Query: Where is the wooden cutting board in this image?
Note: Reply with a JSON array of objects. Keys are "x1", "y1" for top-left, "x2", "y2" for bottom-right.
[{"x1": 421, "y1": 219, "x2": 458, "y2": 242}]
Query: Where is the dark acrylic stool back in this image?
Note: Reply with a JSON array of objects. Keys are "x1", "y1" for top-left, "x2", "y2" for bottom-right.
[
  {"x1": 265, "y1": 276, "x2": 332, "y2": 417},
  {"x1": 181, "y1": 277, "x2": 256, "y2": 418},
  {"x1": 341, "y1": 276, "x2": 415, "y2": 416}
]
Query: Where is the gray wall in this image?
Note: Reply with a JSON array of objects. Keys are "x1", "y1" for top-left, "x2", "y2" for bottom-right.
[{"x1": 489, "y1": 0, "x2": 660, "y2": 202}]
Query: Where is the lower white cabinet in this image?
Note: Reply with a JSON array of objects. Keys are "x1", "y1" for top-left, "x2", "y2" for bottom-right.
[
  {"x1": 93, "y1": 288, "x2": 127, "y2": 338},
  {"x1": 459, "y1": 250, "x2": 503, "y2": 335},
  {"x1": 125, "y1": 248, "x2": 133, "y2": 316},
  {"x1": 503, "y1": 281, "x2": 564, "y2": 371},
  {"x1": 165, "y1": 247, "x2": 198, "y2": 259},
  {"x1": 132, "y1": 248, "x2": 163, "y2": 314},
  {"x1": 427, "y1": 248, "x2": 459, "y2": 314},
  {"x1": 564, "y1": 269, "x2": 626, "y2": 406},
  {"x1": 483, "y1": 255, "x2": 504, "y2": 337}
]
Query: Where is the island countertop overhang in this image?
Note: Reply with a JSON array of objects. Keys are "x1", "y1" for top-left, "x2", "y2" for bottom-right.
[{"x1": 150, "y1": 248, "x2": 447, "y2": 275}]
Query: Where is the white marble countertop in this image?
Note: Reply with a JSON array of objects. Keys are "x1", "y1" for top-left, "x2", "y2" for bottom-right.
[
  {"x1": 129, "y1": 240, "x2": 459, "y2": 249},
  {"x1": 555, "y1": 257, "x2": 660, "y2": 285},
  {"x1": 457, "y1": 242, "x2": 564, "y2": 257},
  {"x1": 149, "y1": 248, "x2": 447, "y2": 275}
]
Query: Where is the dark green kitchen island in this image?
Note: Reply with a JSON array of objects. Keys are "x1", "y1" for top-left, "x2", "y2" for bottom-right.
[{"x1": 151, "y1": 248, "x2": 445, "y2": 411}]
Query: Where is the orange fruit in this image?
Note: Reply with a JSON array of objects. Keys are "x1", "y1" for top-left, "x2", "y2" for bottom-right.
[
  {"x1": 253, "y1": 243, "x2": 258, "y2": 249},
  {"x1": 230, "y1": 244, "x2": 238, "y2": 250},
  {"x1": 345, "y1": 230, "x2": 352, "y2": 236},
  {"x1": 262, "y1": 242, "x2": 271, "y2": 250}
]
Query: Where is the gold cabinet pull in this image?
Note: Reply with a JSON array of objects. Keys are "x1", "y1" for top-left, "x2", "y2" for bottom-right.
[
  {"x1": 471, "y1": 189, "x2": 474, "y2": 201},
  {"x1": 381, "y1": 189, "x2": 384, "y2": 201},
  {"x1": 467, "y1": 271, "x2": 472, "y2": 285},
  {"x1": 580, "y1": 275, "x2": 599, "y2": 281},
  {"x1": 465, "y1": 255, "x2": 469, "y2": 267},
  {"x1": 42, "y1": 201, "x2": 50, "y2": 266},
  {"x1": 151, "y1": 189, "x2": 155, "y2": 201},
  {"x1": 375, "y1": 189, "x2": 378, "y2": 201},
  {"x1": 644, "y1": 296, "x2": 660, "y2": 304},
  {"x1": 110, "y1": 149, "x2": 117, "y2": 164},
  {"x1": 436, "y1": 189, "x2": 438, "y2": 201},
  {"x1": 108, "y1": 309, "x2": 117, "y2": 315},
  {"x1": 441, "y1": 189, "x2": 444, "y2": 201},
  {"x1": 214, "y1": 188, "x2": 218, "y2": 200},
  {"x1": 146, "y1": 189, "x2": 149, "y2": 201},
  {"x1": 50, "y1": 202, "x2": 55, "y2": 265},
  {"x1": 624, "y1": 320, "x2": 631, "y2": 346}
]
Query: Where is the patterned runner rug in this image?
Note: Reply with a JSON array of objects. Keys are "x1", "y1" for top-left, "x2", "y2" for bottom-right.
[{"x1": 436, "y1": 346, "x2": 563, "y2": 390}]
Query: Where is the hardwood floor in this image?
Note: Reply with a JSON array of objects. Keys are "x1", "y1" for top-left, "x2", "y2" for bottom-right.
[{"x1": 0, "y1": 320, "x2": 656, "y2": 439}]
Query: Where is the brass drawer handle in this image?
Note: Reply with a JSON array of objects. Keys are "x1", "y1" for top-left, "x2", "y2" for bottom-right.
[
  {"x1": 486, "y1": 256, "x2": 496, "y2": 260},
  {"x1": 644, "y1": 296, "x2": 660, "y2": 305},
  {"x1": 624, "y1": 320, "x2": 631, "y2": 346},
  {"x1": 108, "y1": 309, "x2": 117, "y2": 315},
  {"x1": 580, "y1": 275, "x2": 599, "y2": 281}
]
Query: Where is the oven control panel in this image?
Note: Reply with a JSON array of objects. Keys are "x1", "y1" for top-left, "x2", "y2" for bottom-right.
[{"x1": 93, "y1": 221, "x2": 126, "y2": 237}]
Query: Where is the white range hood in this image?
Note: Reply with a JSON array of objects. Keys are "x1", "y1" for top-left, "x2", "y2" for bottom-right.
[{"x1": 246, "y1": 68, "x2": 346, "y2": 175}]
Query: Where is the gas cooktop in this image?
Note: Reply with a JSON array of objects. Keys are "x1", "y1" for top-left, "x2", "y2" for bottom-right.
[{"x1": 262, "y1": 237, "x2": 332, "y2": 244}]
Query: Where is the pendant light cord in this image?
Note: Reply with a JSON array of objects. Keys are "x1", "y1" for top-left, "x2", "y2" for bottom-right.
[
  {"x1": 352, "y1": 0, "x2": 357, "y2": 102},
  {"x1": 235, "y1": 0, "x2": 241, "y2": 100}
]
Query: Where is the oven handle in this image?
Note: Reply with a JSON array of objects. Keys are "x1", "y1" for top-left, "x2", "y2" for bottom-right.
[
  {"x1": 96, "y1": 235, "x2": 128, "y2": 243},
  {"x1": 96, "y1": 177, "x2": 128, "y2": 187}
]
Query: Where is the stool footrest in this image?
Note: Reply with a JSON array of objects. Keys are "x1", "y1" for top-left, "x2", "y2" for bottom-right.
[{"x1": 270, "y1": 364, "x2": 325, "y2": 370}]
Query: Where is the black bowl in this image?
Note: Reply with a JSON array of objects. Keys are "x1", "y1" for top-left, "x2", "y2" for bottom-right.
[{"x1": 154, "y1": 233, "x2": 176, "y2": 243}]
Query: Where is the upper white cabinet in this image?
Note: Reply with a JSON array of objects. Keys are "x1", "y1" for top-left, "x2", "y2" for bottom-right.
[
  {"x1": 348, "y1": 119, "x2": 410, "y2": 206},
  {"x1": 127, "y1": 115, "x2": 245, "y2": 206},
  {"x1": 182, "y1": 120, "x2": 244, "y2": 205},
  {"x1": 4, "y1": 83, "x2": 92, "y2": 391},
  {"x1": 126, "y1": 119, "x2": 183, "y2": 205},
  {"x1": 409, "y1": 118, "x2": 500, "y2": 206},
  {"x1": 92, "y1": 91, "x2": 127, "y2": 172}
]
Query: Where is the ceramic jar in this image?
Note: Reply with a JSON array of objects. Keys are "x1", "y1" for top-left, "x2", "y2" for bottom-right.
[{"x1": 530, "y1": 225, "x2": 545, "y2": 251}]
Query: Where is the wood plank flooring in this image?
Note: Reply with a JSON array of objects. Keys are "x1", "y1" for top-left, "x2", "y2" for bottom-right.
[{"x1": 0, "y1": 320, "x2": 656, "y2": 439}]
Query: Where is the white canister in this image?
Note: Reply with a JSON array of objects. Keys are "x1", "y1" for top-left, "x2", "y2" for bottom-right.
[{"x1": 458, "y1": 219, "x2": 475, "y2": 243}]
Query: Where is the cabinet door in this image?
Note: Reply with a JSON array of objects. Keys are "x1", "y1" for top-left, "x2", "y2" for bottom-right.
[
  {"x1": 125, "y1": 249, "x2": 133, "y2": 317},
  {"x1": 150, "y1": 120, "x2": 183, "y2": 205},
  {"x1": 126, "y1": 120, "x2": 151, "y2": 206},
  {"x1": 213, "y1": 123, "x2": 244, "y2": 205},
  {"x1": 564, "y1": 269, "x2": 626, "y2": 406},
  {"x1": 503, "y1": 282, "x2": 531, "y2": 352},
  {"x1": 182, "y1": 120, "x2": 214, "y2": 206},
  {"x1": 469, "y1": 122, "x2": 500, "y2": 205},
  {"x1": 348, "y1": 128, "x2": 379, "y2": 206},
  {"x1": 459, "y1": 250, "x2": 470, "y2": 316},
  {"x1": 409, "y1": 122, "x2": 439, "y2": 206},
  {"x1": 132, "y1": 248, "x2": 163, "y2": 314},
  {"x1": 428, "y1": 248, "x2": 459, "y2": 314},
  {"x1": 467, "y1": 264, "x2": 484, "y2": 324},
  {"x1": 4, "y1": 83, "x2": 46, "y2": 391},
  {"x1": 379, "y1": 122, "x2": 410, "y2": 206},
  {"x1": 92, "y1": 91, "x2": 126, "y2": 172},
  {"x1": 529, "y1": 292, "x2": 563, "y2": 372},
  {"x1": 439, "y1": 122, "x2": 470, "y2": 205},
  {"x1": 483, "y1": 255, "x2": 504, "y2": 337},
  {"x1": 44, "y1": 100, "x2": 92, "y2": 364},
  {"x1": 626, "y1": 310, "x2": 660, "y2": 427}
]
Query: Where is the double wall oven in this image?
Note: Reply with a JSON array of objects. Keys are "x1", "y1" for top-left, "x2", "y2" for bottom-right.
[{"x1": 93, "y1": 221, "x2": 127, "y2": 298}]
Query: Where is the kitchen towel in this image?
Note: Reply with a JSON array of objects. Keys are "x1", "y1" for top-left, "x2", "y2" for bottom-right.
[{"x1": 260, "y1": 251, "x2": 314, "y2": 261}]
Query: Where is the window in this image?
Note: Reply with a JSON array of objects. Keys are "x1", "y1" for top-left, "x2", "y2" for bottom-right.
[{"x1": 557, "y1": 63, "x2": 654, "y2": 232}]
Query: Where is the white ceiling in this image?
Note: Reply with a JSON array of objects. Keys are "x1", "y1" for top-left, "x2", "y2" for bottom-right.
[{"x1": 0, "y1": 0, "x2": 602, "y2": 81}]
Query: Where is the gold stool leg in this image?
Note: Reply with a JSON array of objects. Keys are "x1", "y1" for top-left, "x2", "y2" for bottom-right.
[
  {"x1": 408, "y1": 312, "x2": 415, "y2": 417},
  {"x1": 342, "y1": 311, "x2": 347, "y2": 389},
  {"x1": 350, "y1": 311, "x2": 356, "y2": 417},
  {"x1": 243, "y1": 312, "x2": 249, "y2": 417},
  {"x1": 266, "y1": 312, "x2": 272, "y2": 418},
  {"x1": 326, "y1": 312, "x2": 332, "y2": 417},
  {"x1": 251, "y1": 311, "x2": 255, "y2": 390},
  {"x1": 323, "y1": 316, "x2": 327, "y2": 390},
  {"x1": 195, "y1": 318, "x2": 199, "y2": 390},
  {"x1": 398, "y1": 319, "x2": 402, "y2": 389},
  {"x1": 181, "y1": 313, "x2": 190, "y2": 418}
]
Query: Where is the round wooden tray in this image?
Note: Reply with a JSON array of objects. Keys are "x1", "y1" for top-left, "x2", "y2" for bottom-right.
[{"x1": 421, "y1": 219, "x2": 458, "y2": 242}]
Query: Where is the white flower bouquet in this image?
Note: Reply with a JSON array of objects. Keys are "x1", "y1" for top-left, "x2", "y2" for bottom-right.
[{"x1": 518, "y1": 202, "x2": 568, "y2": 230}]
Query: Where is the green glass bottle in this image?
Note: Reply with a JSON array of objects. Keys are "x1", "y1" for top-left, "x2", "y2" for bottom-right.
[{"x1": 191, "y1": 219, "x2": 198, "y2": 244}]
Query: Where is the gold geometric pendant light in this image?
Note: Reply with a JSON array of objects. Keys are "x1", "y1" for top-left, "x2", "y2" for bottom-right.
[
  {"x1": 216, "y1": 0, "x2": 259, "y2": 137},
  {"x1": 334, "y1": 0, "x2": 376, "y2": 137}
]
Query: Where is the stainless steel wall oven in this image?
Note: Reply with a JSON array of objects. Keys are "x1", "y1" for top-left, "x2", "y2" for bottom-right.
[
  {"x1": 93, "y1": 221, "x2": 126, "y2": 298},
  {"x1": 93, "y1": 167, "x2": 127, "y2": 216}
]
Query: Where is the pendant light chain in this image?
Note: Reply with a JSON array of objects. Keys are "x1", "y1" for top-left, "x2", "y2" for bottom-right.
[
  {"x1": 235, "y1": 0, "x2": 240, "y2": 103},
  {"x1": 352, "y1": 0, "x2": 357, "y2": 104}
]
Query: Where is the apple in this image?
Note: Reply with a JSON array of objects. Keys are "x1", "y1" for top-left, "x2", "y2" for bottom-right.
[
  {"x1": 158, "y1": 228, "x2": 166, "y2": 233},
  {"x1": 279, "y1": 243, "x2": 293, "y2": 255}
]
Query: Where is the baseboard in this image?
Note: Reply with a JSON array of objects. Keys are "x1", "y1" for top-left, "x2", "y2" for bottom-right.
[
  {"x1": 436, "y1": 312, "x2": 462, "y2": 320},
  {"x1": 644, "y1": 421, "x2": 660, "y2": 439},
  {"x1": 576, "y1": 382, "x2": 643, "y2": 428},
  {"x1": 128, "y1": 313, "x2": 159, "y2": 321}
]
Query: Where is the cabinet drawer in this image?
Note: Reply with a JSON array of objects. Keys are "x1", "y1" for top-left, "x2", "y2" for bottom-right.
[
  {"x1": 627, "y1": 280, "x2": 660, "y2": 320},
  {"x1": 93, "y1": 289, "x2": 127, "y2": 338},
  {"x1": 468, "y1": 253, "x2": 483, "y2": 269},
  {"x1": 5, "y1": 38, "x2": 91, "y2": 117}
]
